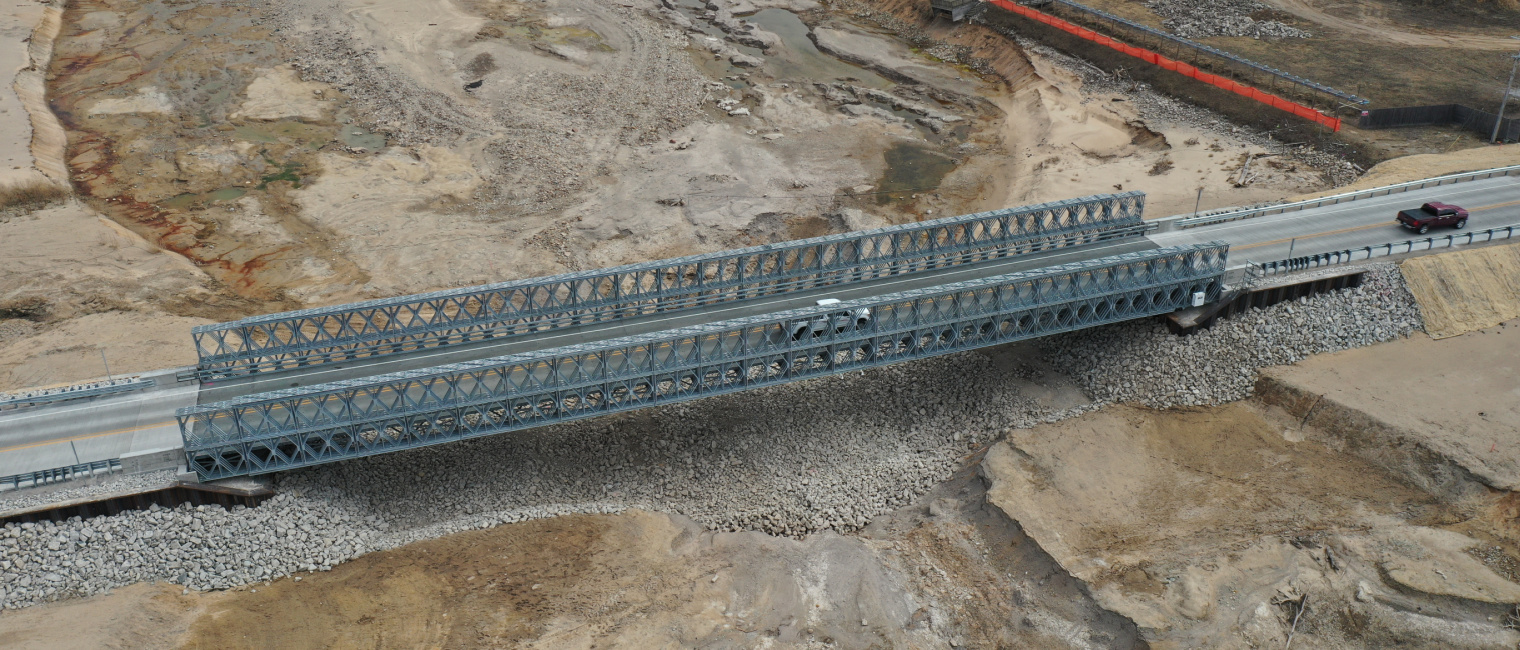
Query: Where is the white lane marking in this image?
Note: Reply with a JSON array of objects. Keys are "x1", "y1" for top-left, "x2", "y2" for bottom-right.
[{"x1": 1173, "y1": 182, "x2": 1520, "y2": 238}]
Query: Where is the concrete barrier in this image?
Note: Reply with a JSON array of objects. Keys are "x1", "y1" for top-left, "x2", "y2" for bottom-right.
[{"x1": 120, "y1": 446, "x2": 184, "y2": 475}]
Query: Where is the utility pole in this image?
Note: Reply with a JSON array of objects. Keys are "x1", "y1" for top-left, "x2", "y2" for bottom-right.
[
  {"x1": 99, "y1": 349, "x2": 113, "y2": 381},
  {"x1": 1192, "y1": 187, "x2": 1204, "y2": 218},
  {"x1": 1492, "y1": 37, "x2": 1520, "y2": 144}
]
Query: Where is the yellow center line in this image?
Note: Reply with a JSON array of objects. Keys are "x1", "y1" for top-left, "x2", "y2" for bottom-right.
[
  {"x1": 1234, "y1": 221, "x2": 1391, "y2": 251},
  {"x1": 1235, "y1": 197, "x2": 1520, "y2": 252},
  {"x1": 0, "y1": 419, "x2": 178, "y2": 454},
  {"x1": 1473, "y1": 199, "x2": 1520, "y2": 212}
]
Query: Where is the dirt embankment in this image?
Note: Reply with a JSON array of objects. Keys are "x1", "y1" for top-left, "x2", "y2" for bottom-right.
[
  {"x1": 1290, "y1": 143, "x2": 1520, "y2": 200},
  {"x1": 978, "y1": 314, "x2": 1520, "y2": 647},
  {"x1": 0, "y1": 1, "x2": 220, "y2": 390},
  {"x1": 827, "y1": 0, "x2": 1333, "y2": 217},
  {"x1": 987, "y1": 398, "x2": 1520, "y2": 647},
  {"x1": 1401, "y1": 242, "x2": 1520, "y2": 339},
  {"x1": 1256, "y1": 318, "x2": 1520, "y2": 494}
]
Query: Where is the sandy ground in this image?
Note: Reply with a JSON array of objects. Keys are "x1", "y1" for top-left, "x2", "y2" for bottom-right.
[
  {"x1": 0, "y1": 582, "x2": 211, "y2": 649},
  {"x1": 0, "y1": 200, "x2": 214, "y2": 390},
  {"x1": 0, "y1": 2, "x2": 217, "y2": 391},
  {"x1": 1262, "y1": 0, "x2": 1520, "y2": 50},
  {"x1": 1402, "y1": 242, "x2": 1520, "y2": 339},
  {"x1": 0, "y1": 2, "x2": 44, "y2": 186},
  {"x1": 0, "y1": 311, "x2": 208, "y2": 389},
  {"x1": 0, "y1": 0, "x2": 1342, "y2": 392},
  {"x1": 1260, "y1": 318, "x2": 1520, "y2": 492},
  {"x1": 1294, "y1": 143, "x2": 1520, "y2": 200},
  {"x1": 841, "y1": 0, "x2": 1331, "y2": 219},
  {"x1": 985, "y1": 395, "x2": 1520, "y2": 648},
  {"x1": 993, "y1": 46, "x2": 1321, "y2": 218}
]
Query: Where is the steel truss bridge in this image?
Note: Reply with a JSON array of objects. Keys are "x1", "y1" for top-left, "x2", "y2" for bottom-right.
[
  {"x1": 7, "y1": 168, "x2": 1514, "y2": 484},
  {"x1": 190, "y1": 193, "x2": 1147, "y2": 380},
  {"x1": 179, "y1": 243, "x2": 1227, "y2": 479}
]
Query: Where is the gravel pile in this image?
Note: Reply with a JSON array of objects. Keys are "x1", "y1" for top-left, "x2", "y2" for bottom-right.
[
  {"x1": 1048, "y1": 264, "x2": 1422, "y2": 407},
  {"x1": 0, "y1": 470, "x2": 177, "y2": 512},
  {"x1": 0, "y1": 262, "x2": 1425, "y2": 609},
  {"x1": 1141, "y1": 0, "x2": 1311, "y2": 39}
]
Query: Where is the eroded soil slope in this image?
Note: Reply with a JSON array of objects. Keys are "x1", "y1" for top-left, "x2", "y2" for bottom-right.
[{"x1": 39, "y1": 0, "x2": 1335, "y2": 309}]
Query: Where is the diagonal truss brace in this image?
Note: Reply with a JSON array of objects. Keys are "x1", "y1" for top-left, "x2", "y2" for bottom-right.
[
  {"x1": 179, "y1": 242, "x2": 1227, "y2": 479},
  {"x1": 190, "y1": 193, "x2": 1147, "y2": 379}
]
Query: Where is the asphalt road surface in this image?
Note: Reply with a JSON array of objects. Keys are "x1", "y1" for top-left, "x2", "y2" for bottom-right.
[
  {"x1": 0, "y1": 368, "x2": 196, "y2": 477},
  {"x1": 1152, "y1": 175, "x2": 1520, "y2": 262}
]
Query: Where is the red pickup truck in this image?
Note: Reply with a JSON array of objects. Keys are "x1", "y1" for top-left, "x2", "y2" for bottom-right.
[{"x1": 1396, "y1": 202, "x2": 1468, "y2": 234}]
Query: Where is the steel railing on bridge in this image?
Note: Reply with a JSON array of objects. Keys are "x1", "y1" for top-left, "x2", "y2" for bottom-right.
[
  {"x1": 0, "y1": 458, "x2": 122, "y2": 492},
  {"x1": 178, "y1": 242, "x2": 1228, "y2": 480},
  {"x1": 189, "y1": 193, "x2": 1148, "y2": 381},
  {"x1": 1259, "y1": 224, "x2": 1519, "y2": 275},
  {"x1": 0, "y1": 377, "x2": 155, "y2": 412}
]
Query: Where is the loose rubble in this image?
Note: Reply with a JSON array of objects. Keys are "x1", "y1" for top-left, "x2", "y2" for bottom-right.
[
  {"x1": 1049, "y1": 264, "x2": 1422, "y2": 408},
  {"x1": 1141, "y1": 0, "x2": 1311, "y2": 39},
  {"x1": 0, "y1": 263, "x2": 1424, "y2": 609},
  {"x1": 0, "y1": 470, "x2": 177, "y2": 513}
]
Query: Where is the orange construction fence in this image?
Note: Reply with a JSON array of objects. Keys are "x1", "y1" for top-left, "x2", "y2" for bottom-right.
[{"x1": 988, "y1": 0, "x2": 1341, "y2": 131}]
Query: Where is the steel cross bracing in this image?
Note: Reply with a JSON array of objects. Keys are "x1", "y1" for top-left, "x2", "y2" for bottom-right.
[
  {"x1": 178, "y1": 242, "x2": 1228, "y2": 480},
  {"x1": 190, "y1": 193, "x2": 1147, "y2": 380}
]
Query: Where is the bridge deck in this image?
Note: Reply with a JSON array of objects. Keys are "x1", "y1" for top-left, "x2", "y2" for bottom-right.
[
  {"x1": 181, "y1": 243, "x2": 1226, "y2": 480},
  {"x1": 197, "y1": 238, "x2": 1160, "y2": 403}
]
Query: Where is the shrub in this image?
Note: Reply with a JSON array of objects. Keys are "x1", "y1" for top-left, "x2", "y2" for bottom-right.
[{"x1": 0, "y1": 180, "x2": 69, "y2": 210}]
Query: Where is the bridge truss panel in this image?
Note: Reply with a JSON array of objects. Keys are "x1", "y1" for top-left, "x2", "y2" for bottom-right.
[
  {"x1": 179, "y1": 242, "x2": 1228, "y2": 480},
  {"x1": 190, "y1": 193, "x2": 1148, "y2": 380}
]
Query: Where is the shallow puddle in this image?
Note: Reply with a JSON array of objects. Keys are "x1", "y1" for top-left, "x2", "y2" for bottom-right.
[
  {"x1": 746, "y1": 9, "x2": 892, "y2": 88},
  {"x1": 338, "y1": 123, "x2": 386, "y2": 150},
  {"x1": 234, "y1": 122, "x2": 331, "y2": 149},
  {"x1": 876, "y1": 142, "x2": 958, "y2": 205}
]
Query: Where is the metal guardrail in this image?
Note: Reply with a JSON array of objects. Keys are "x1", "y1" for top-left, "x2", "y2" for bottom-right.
[
  {"x1": 0, "y1": 377, "x2": 155, "y2": 412},
  {"x1": 1045, "y1": 0, "x2": 1367, "y2": 105},
  {"x1": 1172, "y1": 164, "x2": 1520, "y2": 230},
  {"x1": 1259, "y1": 225, "x2": 1520, "y2": 275},
  {"x1": 190, "y1": 193, "x2": 1148, "y2": 380},
  {"x1": 0, "y1": 458, "x2": 122, "y2": 492},
  {"x1": 178, "y1": 242, "x2": 1228, "y2": 480}
]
